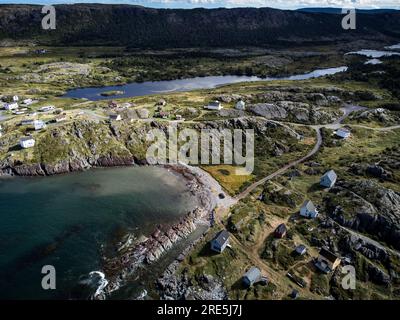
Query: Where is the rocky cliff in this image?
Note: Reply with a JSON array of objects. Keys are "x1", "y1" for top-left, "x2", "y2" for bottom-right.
[
  {"x1": 0, "y1": 117, "x2": 303, "y2": 177},
  {"x1": 324, "y1": 179, "x2": 400, "y2": 250}
]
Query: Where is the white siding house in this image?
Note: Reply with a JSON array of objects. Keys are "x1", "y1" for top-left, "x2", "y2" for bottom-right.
[
  {"x1": 210, "y1": 230, "x2": 230, "y2": 253},
  {"x1": 5, "y1": 102, "x2": 19, "y2": 110},
  {"x1": 295, "y1": 245, "x2": 307, "y2": 256},
  {"x1": 33, "y1": 120, "x2": 46, "y2": 130},
  {"x1": 242, "y1": 267, "x2": 262, "y2": 287},
  {"x1": 300, "y1": 200, "x2": 319, "y2": 219},
  {"x1": 23, "y1": 98, "x2": 33, "y2": 105},
  {"x1": 204, "y1": 101, "x2": 223, "y2": 110},
  {"x1": 320, "y1": 170, "x2": 337, "y2": 188},
  {"x1": 20, "y1": 137, "x2": 35, "y2": 149},
  {"x1": 39, "y1": 105, "x2": 55, "y2": 112},
  {"x1": 335, "y1": 128, "x2": 351, "y2": 139},
  {"x1": 235, "y1": 100, "x2": 246, "y2": 110},
  {"x1": 109, "y1": 114, "x2": 122, "y2": 121},
  {"x1": 315, "y1": 248, "x2": 341, "y2": 274}
]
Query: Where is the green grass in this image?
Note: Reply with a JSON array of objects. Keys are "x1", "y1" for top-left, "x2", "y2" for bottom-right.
[{"x1": 201, "y1": 164, "x2": 255, "y2": 195}]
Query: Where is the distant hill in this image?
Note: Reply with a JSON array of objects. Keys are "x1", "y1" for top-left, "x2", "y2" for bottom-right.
[
  {"x1": 297, "y1": 7, "x2": 399, "y2": 14},
  {"x1": 0, "y1": 4, "x2": 399, "y2": 48}
]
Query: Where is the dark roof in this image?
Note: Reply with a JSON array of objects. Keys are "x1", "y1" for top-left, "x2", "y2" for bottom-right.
[
  {"x1": 212, "y1": 230, "x2": 230, "y2": 247},
  {"x1": 319, "y1": 247, "x2": 339, "y2": 263},
  {"x1": 290, "y1": 289, "x2": 299, "y2": 298},
  {"x1": 275, "y1": 223, "x2": 287, "y2": 234},
  {"x1": 208, "y1": 101, "x2": 221, "y2": 107},
  {"x1": 20, "y1": 136, "x2": 34, "y2": 142},
  {"x1": 295, "y1": 245, "x2": 307, "y2": 253}
]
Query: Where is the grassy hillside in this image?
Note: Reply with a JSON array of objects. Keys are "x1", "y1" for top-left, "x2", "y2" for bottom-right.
[{"x1": 0, "y1": 4, "x2": 399, "y2": 48}]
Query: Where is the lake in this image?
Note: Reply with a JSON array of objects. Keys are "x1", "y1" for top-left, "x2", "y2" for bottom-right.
[
  {"x1": 0, "y1": 166, "x2": 199, "y2": 299},
  {"x1": 346, "y1": 49, "x2": 400, "y2": 58},
  {"x1": 62, "y1": 67, "x2": 348, "y2": 101}
]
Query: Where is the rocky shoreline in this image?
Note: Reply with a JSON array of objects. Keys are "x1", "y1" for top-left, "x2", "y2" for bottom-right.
[
  {"x1": 92, "y1": 164, "x2": 218, "y2": 299},
  {"x1": 155, "y1": 233, "x2": 228, "y2": 300},
  {"x1": 0, "y1": 154, "x2": 141, "y2": 177}
]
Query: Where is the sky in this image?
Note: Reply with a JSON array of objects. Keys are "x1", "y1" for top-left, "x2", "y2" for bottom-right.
[{"x1": 0, "y1": 0, "x2": 399, "y2": 10}]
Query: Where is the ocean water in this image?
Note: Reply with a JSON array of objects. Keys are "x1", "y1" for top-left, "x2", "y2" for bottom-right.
[{"x1": 0, "y1": 166, "x2": 199, "y2": 299}]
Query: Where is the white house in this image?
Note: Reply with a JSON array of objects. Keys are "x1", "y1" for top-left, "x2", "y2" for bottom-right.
[
  {"x1": 295, "y1": 245, "x2": 307, "y2": 256},
  {"x1": 242, "y1": 267, "x2": 262, "y2": 287},
  {"x1": 109, "y1": 114, "x2": 122, "y2": 121},
  {"x1": 20, "y1": 137, "x2": 35, "y2": 149},
  {"x1": 335, "y1": 128, "x2": 351, "y2": 139},
  {"x1": 5, "y1": 102, "x2": 19, "y2": 110},
  {"x1": 33, "y1": 120, "x2": 46, "y2": 130},
  {"x1": 315, "y1": 247, "x2": 341, "y2": 274},
  {"x1": 39, "y1": 105, "x2": 55, "y2": 112},
  {"x1": 210, "y1": 230, "x2": 230, "y2": 253},
  {"x1": 120, "y1": 102, "x2": 132, "y2": 109},
  {"x1": 204, "y1": 101, "x2": 223, "y2": 111},
  {"x1": 235, "y1": 100, "x2": 246, "y2": 110},
  {"x1": 23, "y1": 98, "x2": 33, "y2": 105},
  {"x1": 320, "y1": 170, "x2": 337, "y2": 188},
  {"x1": 300, "y1": 200, "x2": 319, "y2": 219}
]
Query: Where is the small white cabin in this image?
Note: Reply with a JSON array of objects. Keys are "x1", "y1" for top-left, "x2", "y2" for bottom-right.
[
  {"x1": 210, "y1": 230, "x2": 230, "y2": 253},
  {"x1": 235, "y1": 100, "x2": 246, "y2": 110},
  {"x1": 204, "y1": 101, "x2": 223, "y2": 111},
  {"x1": 300, "y1": 200, "x2": 319, "y2": 219},
  {"x1": 20, "y1": 137, "x2": 35, "y2": 149},
  {"x1": 5, "y1": 102, "x2": 19, "y2": 110},
  {"x1": 109, "y1": 114, "x2": 122, "y2": 121},
  {"x1": 39, "y1": 105, "x2": 55, "y2": 112},
  {"x1": 320, "y1": 170, "x2": 337, "y2": 188},
  {"x1": 23, "y1": 98, "x2": 33, "y2": 105},
  {"x1": 335, "y1": 128, "x2": 351, "y2": 139},
  {"x1": 33, "y1": 120, "x2": 46, "y2": 130}
]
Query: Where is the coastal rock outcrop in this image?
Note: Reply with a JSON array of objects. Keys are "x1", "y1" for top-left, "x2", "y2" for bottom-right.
[
  {"x1": 324, "y1": 180, "x2": 400, "y2": 250},
  {"x1": 248, "y1": 101, "x2": 339, "y2": 124}
]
